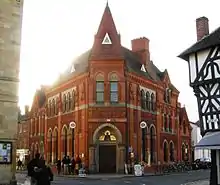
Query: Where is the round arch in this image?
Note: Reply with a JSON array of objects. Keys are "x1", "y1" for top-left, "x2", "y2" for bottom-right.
[{"x1": 93, "y1": 123, "x2": 122, "y2": 144}]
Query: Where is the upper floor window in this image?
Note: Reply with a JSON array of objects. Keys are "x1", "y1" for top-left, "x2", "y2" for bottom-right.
[
  {"x1": 63, "y1": 94, "x2": 67, "y2": 112},
  {"x1": 151, "y1": 93, "x2": 155, "y2": 111},
  {"x1": 141, "y1": 90, "x2": 146, "y2": 109},
  {"x1": 109, "y1": 73, "x2": 118, "y2": 103},
  {"x1": 164, "y1": 114, "x2": 167, "y2": 131},
  {"x1": 110, "y1": 82, "x2": 118, "y2": 103},
  {"x1": 146, "y1": 92, "x2": 150, "y2": 110},
  {"x1": 96, "y1": 74, "x2": 104, "y2": 104},
  {"x1": 52, "y1": 99, "x2": 55, "y2": 115},
  {"x1": 66, "y1": 92, "x2": 70, "y2": 111},
  {"x1": 96, "y1": 81, "x2": 104, "y2": 103},
  {"x1": 168, "y1": 115, "x2": 172, "y2": 131},
  {"x1": 164, "y1": 88, "x2": 171, "y2": 104},
  {"x1": 72, "y1": 90, "x2": 76, "y2": 109}
]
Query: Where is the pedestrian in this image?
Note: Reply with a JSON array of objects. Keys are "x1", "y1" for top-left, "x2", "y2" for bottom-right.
[
  {"x1": 37, "y1": 160, "x2": 54, "y2": 185},
  {"x1": 56, "y1": 159, "x2": 61, "y2": 175},
  {"x1": 27, "y1": 153, "x2": 43, "y2": 185}
]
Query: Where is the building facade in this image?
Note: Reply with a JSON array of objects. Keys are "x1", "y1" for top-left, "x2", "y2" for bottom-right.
[
  {"x1": 0, "y1": 0, "x2": 23, "y2": 184},
  {"x1": 26, "y1": 4, "x2": 191, "y2": 173},
  {"x1": 16, "y1": 106, "x2": 30, "y2": 162}
]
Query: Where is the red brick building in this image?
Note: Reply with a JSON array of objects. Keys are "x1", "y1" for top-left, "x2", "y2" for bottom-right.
[
  {"x1": 17, "y1": 106, "x2": 30, "y2": 162},
  {"x1": 27, "y1": 4, "x2": 191, "y2": 173}
]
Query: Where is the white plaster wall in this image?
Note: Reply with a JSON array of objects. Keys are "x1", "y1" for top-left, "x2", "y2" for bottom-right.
[{"x1": 190, "y1": 123, "x2": 211, "y2": 160}]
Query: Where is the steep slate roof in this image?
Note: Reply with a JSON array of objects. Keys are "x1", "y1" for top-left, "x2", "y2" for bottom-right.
[
  {"x1": 52, "y1": 3, "x2": 178, "y2": 92},
  {"x1": 179, "y1": 26, "x2": 220, "y2": 61}
]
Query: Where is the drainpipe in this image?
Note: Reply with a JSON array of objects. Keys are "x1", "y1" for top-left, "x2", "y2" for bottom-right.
[{"x1": 125, "y1": 72, "x2": 129, "y2": 164}]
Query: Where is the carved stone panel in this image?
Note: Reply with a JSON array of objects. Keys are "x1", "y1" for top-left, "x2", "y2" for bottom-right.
[{"x1": 88, "y1": 107, "x2": 126, "y2": 119}]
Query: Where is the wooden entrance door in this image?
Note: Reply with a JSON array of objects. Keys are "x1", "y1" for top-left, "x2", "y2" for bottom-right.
[{"x1": 99, "y1": 145, "x2": 116, "y2": 173}]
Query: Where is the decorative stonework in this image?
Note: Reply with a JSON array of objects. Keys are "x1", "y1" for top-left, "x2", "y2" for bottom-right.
[{"x1": 88, "y1": 107, "x2": 126, "y2": 119}]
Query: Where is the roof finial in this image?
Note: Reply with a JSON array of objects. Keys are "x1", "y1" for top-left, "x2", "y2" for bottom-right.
[{"x1": 106, "y1": 0, "x2": 109, "y2": 7}]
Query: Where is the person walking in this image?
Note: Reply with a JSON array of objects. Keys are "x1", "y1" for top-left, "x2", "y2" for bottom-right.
[{"x1": 27, "y1": 153, "x2": 43, "y2": 185}]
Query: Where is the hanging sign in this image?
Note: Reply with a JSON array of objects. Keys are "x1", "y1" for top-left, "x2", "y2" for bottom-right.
[{"x1": 69, "y1": 121, "x2": 76, "y2": 129}]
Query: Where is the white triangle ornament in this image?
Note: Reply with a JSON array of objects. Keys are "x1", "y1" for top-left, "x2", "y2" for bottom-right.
[
  {"x1": 141, "y1": 64, "x2": 146, "y2": 72},
  {"x1": 102, "y1": 33, "x2": 112, "y2": 45}
]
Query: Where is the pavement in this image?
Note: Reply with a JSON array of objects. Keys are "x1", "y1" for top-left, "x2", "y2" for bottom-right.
[{"x1": 16, "y1": 169, "x2": 210, "y2": 185}]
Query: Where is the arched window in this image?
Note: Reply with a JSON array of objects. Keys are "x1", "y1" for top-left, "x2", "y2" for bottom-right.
[
  {"x1": 150, "y1": 93, "x2": 155, "y2": 111},
  {"x1": 68, "y1": 92, "x2": 72, "y2": 110},
  {"x1": 168, "y1": 115, "x2": 172, "y2": 132},
  {"x1": 66, "y1": 93, "x2": 70, "y2": 111},
  {"x1": 141, "y1": 90, "x2": 146, "y2": 109},
  {"x1": 48, "y1": 100, "x2": 51, "y2": 116},
  {"x1": 163, "y1": 141, "x2": 168, "y2": 162},
  {"x1": 52, "y1": 99, "x2": 55, "y2": 115},
  {"x1": 110, "y1": 74, "x2": 118, "y2": 103},
  {"x1": 96, "y1": 74, "x2": 104, "y2": 104},
  {"x1": 55, "y1": 97, "x2": 59, "y2": 115},
  {"x1": 150, "y1": 126, "x2": 156, "y2": 163},
  {"x1": 146, "y1": 92, "x2": 150, "y2": 110},
  {"x1": 72, "y1": 90, "x2": 75, "y2": 110},
  {"x1": 63, "y1": 94, "x2": 66, "y2": 112},
  {"x1": 164, "y1": 114, "x2": 167, "y2": 131},
  {"x1": 169, "y1": 142, "x2": 174, "y2": 162}
]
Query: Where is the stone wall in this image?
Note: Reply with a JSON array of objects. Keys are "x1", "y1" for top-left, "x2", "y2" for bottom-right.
[{"x1": 0, "y1": 0, "x2": 23, "y2": 184}]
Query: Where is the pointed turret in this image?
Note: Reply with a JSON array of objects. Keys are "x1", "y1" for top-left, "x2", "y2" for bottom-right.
[{"x1": 90, "y1": 3, "x2": 123, "y2": 61}]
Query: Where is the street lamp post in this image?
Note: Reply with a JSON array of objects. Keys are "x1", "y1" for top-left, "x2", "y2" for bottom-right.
[
  {"x1": 140, "y1": 121, "x2": 147, "y2": 162},
  {"x1": 69, "y1": 122, "x2": 76, "y2": 158},
  {"x1": 178, "y1": 18, "x2": 220, "y2": 184}
]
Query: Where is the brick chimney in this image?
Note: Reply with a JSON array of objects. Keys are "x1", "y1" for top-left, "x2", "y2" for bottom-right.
[
  {"x1": 131, "y1": 37, "x2": 150, "y2": 66},
  {"x1": 196, "y1": 16, "x2": 209, "y2": 41}
]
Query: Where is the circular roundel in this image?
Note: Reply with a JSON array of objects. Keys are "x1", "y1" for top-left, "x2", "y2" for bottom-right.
[
  {"x1": 140, "y1": 121, "x2": 147, "y2": 128},
  {"x1": 69, "y1": 121, "x2": 76, "y2": 129}
]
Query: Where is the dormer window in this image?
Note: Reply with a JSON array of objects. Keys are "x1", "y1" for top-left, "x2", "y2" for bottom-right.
[{"x1": 164, "y1": 88, "x2": 171, "y2": 103}]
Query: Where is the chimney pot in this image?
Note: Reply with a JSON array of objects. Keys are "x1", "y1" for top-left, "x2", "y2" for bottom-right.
[{"x1": 196, "y1": 16, "x2": 209, "y2": 41}]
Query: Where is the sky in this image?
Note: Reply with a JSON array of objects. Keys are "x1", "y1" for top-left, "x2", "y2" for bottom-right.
[{"x1": 19, "y1": 0, "x2": 220, "y2": 122}]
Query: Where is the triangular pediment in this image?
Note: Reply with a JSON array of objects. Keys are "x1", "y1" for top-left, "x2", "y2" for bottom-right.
[{"x1": 102, "y1": 33, "x2": 112, "y2": 45}]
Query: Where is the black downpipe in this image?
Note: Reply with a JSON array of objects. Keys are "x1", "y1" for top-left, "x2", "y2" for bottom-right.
[
  {"x1": 125, "y1": 76, "x2": 129, "y2": 163},
  {"x1": 142, "y1": 128, "x2": 146, "y2": 161}
]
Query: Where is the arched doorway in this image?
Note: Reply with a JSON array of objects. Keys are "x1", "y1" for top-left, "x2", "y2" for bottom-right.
[
  {"x1": 169, "y1": 141, "x2": 174, "y2": 162},
  {"x1": 163, "y1": 140, "x2": 168, "y2": 163},
  {"x1": 62, "y1": 126, "x2": 68, "y2": 157},
  {"x1": 53, "y1": 128, "x2": 58, "y2": 162},
  {"x1": 90, "y1": 123, "x2": 124, "y2": 173},
  {"x1": 149, "y1": 125, "x2": 156, "y2": 163},
  {"x1": 47, "y1": 129, "x2": 53, "y2": 163}
]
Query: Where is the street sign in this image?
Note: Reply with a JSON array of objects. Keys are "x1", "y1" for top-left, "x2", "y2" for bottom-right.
[
  {"x1": 69, "y1": 121, "x2": 76, "y2": 129},
  {"x1": 140, "y1": 121, "x2": 147, "y2": 128}
]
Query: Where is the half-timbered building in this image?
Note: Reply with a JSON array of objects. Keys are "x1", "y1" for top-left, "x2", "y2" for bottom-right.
[{"x1": 24, "y1": 3, "x2": 191, "y2": 173}]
